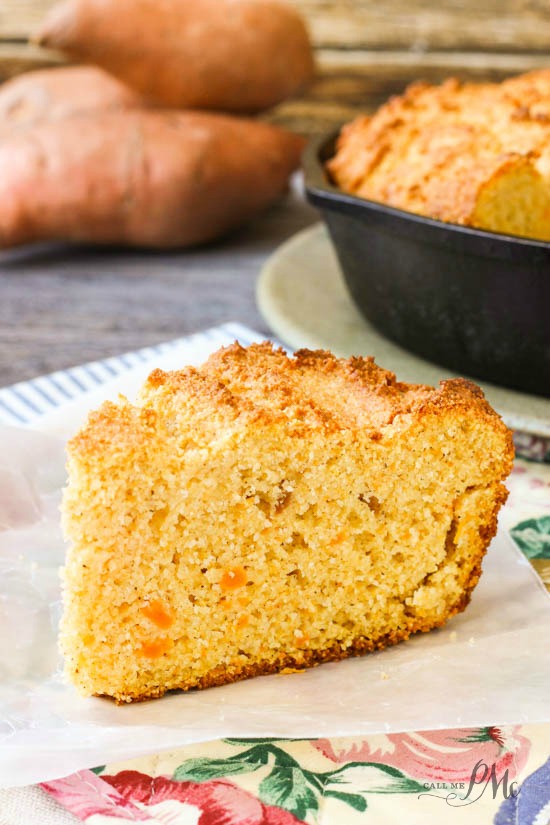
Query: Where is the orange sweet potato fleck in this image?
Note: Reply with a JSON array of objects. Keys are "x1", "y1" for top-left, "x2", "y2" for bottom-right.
[
  {"x1": 294, "y1": 631, "x2": 309, "y2": 648},
  {"x1": 140, "y1": 599, "x2": 174, "y2": 629},
  {"x1": 139, "y1": 637, "x2": 174, "y2": 658},
  {"x1": 220, "y1": 566, "x2": 248, "y2": 591}
]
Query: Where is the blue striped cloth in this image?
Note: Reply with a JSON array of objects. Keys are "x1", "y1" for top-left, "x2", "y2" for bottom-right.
[{"x1": 0, "y1": 323, "x2": 264, "y2": 428}]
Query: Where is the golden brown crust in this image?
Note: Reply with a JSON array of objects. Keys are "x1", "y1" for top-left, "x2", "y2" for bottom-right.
[
  {"x1": 183, "y1": 343, "x2": 504, "y2": 427},
  {"x1": 69, "y1": 344, "x2": 512, "y2": 463},
  {"x1": 328, "y1": 70, "x2": 550, "y2": 236},
  {"x1": 69, "y1": 346, "x2": 514, "y2": 502}
]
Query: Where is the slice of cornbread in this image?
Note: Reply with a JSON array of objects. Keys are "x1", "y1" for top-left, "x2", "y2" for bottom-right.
[
  {"x1": 61, "y1": 344, "x2": 513, "y2": 702},
  {"x1": 328, "y1": 70, "x2": 550, "y2": 240}
]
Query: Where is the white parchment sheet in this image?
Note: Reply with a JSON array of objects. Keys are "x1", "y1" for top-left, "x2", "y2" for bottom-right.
[{"x1": 1, "y1": 345, "x2": 549, "y2": 788}]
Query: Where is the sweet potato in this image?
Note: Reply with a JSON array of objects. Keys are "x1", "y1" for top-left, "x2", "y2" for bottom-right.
[
  {"x1": 0, "y1": 66, "x2": 143, "y2": 137},
  {"x1": 36, "y1": 0, "x2": 315, "y2": 113},
  {"x1": 0, "y1": 110, "x2": 304, "y2": 249}
]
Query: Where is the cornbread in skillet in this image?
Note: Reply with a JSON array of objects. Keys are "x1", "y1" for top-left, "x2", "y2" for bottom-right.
[
  {"x1": 61, "y1": 343, "x2": 513, "y2": 702},
  {"x1": 329, "y1": 69, "x2": 550, "y2": 240}
]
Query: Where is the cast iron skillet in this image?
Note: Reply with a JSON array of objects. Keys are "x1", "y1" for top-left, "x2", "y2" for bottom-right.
[{"x1": 303, "y1": 133, "x2": 550, "y2": 398}]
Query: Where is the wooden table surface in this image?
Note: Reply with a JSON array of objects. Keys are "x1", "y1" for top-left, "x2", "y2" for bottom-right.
[
  {"x1": 3, "y1": 1, "x2": 550, "y2": 387},
  {"x1": 0, "y1": 187, "x2": 318, "y2": 387}
]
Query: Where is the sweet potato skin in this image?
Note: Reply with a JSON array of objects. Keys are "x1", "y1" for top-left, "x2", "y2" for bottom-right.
[
  {"x1": 0, "y1": 110, "x2": 304, "y2": 249},
  {"x1": 37, "y1": 0, "x2": 315, "y2": 113},
  {"x1": 0, "y1": 66, "x2": 143, "y2": 137}
]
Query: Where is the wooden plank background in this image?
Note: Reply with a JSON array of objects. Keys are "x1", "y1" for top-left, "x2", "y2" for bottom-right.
[{"x1": 2, "y1": 0, "x2": 550, "y2": 132}]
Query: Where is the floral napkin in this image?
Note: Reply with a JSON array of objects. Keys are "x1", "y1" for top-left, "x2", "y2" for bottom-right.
[{"x1": 42, "y1": 727, "x2": 550, "y2": 824}]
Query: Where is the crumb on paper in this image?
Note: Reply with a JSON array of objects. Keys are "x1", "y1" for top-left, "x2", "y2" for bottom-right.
[
  {"x1": 380, "y1": 671, "x2": 389, "y2": 680},
  {"x1": 279, "y1": 667, "x2": 306, "y2": 675}
]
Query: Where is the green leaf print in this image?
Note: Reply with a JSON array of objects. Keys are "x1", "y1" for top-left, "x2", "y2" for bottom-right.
[
  {"x1": 224, "y1": 738, "x2": 296, "y2": 745},
  {"x1": 174, "y1": 741, "x2": 427, "y2": 819},
  {"x1": 259, "y1": 767, "x2": 319, "y2": 819},
  {"x1": 173, "y1": 757, "x2": 261, "y2": 782},
  {"x1": 323, "y1": 789, "x2": 368, "y2": 811},
  {"x1": 321, "y1": 761, "x2": 426, "y2": 795},
  {"x1": 455, "y1": 727, "x2": 495, "y2": 744},
  {"x1": 510, "y1": 516, "x2": 550, "y2": 559}
]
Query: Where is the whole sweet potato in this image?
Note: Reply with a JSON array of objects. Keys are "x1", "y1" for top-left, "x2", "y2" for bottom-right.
[
  {"x1": 36, "y1": 0, "x2": 315, "y2": 113},
  {"x1": 0, "y1": 66, "x2": 143, "y2": 137},
  {"x1": 0, "y1": 110, "x2": 304, "y2": 249}
]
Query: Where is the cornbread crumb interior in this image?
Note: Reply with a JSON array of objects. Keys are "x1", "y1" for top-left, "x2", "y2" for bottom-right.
[{"x1": 61, "y1": 343, "x2": 513, "y2": 702}]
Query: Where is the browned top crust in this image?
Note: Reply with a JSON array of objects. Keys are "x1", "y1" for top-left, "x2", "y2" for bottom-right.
[
  {"x1": 69, "y1": 343, "x2": 514, "y2": 466},
  {"x1": 328, "y1": 70, "x2": 550, "y2": 226}
]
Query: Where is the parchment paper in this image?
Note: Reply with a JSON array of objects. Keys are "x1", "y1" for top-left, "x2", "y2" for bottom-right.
[{"x1": 1, "y1": 347, "x2": 549, "y2": 788}]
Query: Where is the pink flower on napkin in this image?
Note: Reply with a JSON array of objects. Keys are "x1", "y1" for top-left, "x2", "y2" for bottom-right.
[
  {"x1": 41, "y1": 770, "x2": 151, "y2": 821},
  {"x1": 101, "y1": 770, "x2": 305, "y2": 824},
  {"x1": 313, "y1": 726, "x2": 530, "y2": 784}
]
